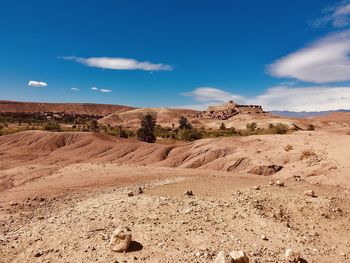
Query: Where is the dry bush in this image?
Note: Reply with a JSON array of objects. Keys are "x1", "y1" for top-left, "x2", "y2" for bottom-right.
[
  {"x1": 284, "y1": 144, "x2": 294, "y2": 151},
  {"x1": 300, "y1": 149, "x2": 316, "y2": 160}
]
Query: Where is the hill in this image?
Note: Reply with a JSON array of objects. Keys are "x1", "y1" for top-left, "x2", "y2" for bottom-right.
[
  {"x1": 0, "y1": 100, "x2": 134, "y2": 116},
  {"x1": 99, "y1": 107, "x2": 198, "y2": 127},
  {"x1": 1, "y1": 130, "x2": 349, "y2": 193}
]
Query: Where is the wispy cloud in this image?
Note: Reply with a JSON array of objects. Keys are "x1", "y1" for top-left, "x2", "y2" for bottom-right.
[
  {"x1": 247, "y1": 86, "x2": 350, "y2": 111},
  {"x1": 182, "y1": 87, "x2": 245, "y2": 103},
  {"x1": 182, "y1": 86, "x2": 350, "y2": 111},
  {"x1": 62, "y1": 56, "x2": 172, "y2": 71},
  {"x1": 71, "y1": 87, "x2": 79, "y2": 91},
  {"x1": 268, "y1": 30, "x2": 350, "y2": 83},
  {"x1": 310, "y1": 1, "x2": 350, "y2": 28},
  {"x1": 28, "y1": 80, "x2": 48, "y2": 87},
  {"x1": 100, "y1": 89, "x2": 112, "y2": 93},
  {"x1": 90, "y1": 86, "x2": 112, "y2": 93}
]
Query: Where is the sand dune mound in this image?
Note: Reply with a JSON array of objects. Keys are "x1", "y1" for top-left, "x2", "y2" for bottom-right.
[{"x1": 1, "y1": 130, "x2": 350, "y2": 189}]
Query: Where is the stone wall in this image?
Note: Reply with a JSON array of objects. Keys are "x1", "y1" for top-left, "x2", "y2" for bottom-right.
[{"x1": 188, "y1": 101, "x2": 267, "y2": 120}]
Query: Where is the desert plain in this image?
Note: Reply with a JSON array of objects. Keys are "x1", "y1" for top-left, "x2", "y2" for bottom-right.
[{"x1": 0, "y1": 102, "x2": 349, "y2": 263}]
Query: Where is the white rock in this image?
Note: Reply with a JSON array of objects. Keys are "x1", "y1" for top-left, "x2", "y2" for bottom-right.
[
  {"x1": 9, "y1": 201, "x2": 18, "y2": 206},
  {"x1": 215, "y1": 251, "x2": 233, "y2": 263},
  {"x1": 109, "y1": 227, "x2": 132, "y2": 252},
  {"x1": 285, "y1": 248, "x2": 301, "y2": 262},
  {"x1": 260, "y1": 235, "x2": 268, "y2": 240},
  {"x1": 229, "y1": 251, "x2": 249, "y2": 263},
  {"x1": 304, "y1": 190, "x2": 316, "y2": 197}
]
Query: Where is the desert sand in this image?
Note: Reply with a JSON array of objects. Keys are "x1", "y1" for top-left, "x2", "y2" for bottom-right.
[{"x1": 0, "y1": 128, "x2": 350, "y2": 262}]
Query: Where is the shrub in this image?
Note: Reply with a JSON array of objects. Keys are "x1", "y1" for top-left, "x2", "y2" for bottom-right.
[
  {"x1": 220, "y1": 122, "x2": 226, "y2": 130},
  {"x1": 118, "y1": 126, "x2": 129, "y2": 138},
  {"x1": 43, "y1": 122, "x2": 61, "y2": 131},
  {"x1": 274, "y1": 123, "x2": 288, "y2": 134},
  {"x1": 178, "y1": 116, "x2": 192, "y2": 129},
  {"x1": 88, "y1": 119, "x2": 98, "y2": 132},
  {"x1": 307, "y1": 124, "x2": 315, "y2": 131},
  {"x1": 284, "y1": 144, "x2": 293, "y2": 151},
  {"x1": 246, "y1": 122, "x2": 257, "y2": 131},
  {"x1": 300, "y1": 149, "x2": 316, "y2": 160},
  {"x1": 178, "y1": 129, "x2": 203, "y2": 141}
]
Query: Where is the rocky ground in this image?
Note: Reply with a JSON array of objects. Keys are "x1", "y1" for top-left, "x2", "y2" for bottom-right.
[
  {"x1": 1, "y1": 169, "x2": 349, "y2": 263},
  {"x1": 1, "y1": 129, "x2": 350, "y2": 262}
]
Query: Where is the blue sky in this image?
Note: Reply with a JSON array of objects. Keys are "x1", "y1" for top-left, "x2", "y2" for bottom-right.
[{"x1": 1, "y1": 0, "x2": 350, "y2": 111}]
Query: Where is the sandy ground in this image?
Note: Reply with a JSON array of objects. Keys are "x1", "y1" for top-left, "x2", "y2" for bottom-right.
[{"x1": 0, "y1": 130, "x2": 350, "y2": 262}]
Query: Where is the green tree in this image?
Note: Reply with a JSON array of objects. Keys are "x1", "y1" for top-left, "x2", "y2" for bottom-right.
[
  {"x1": 178, "y1": 116, "x2": 192, "y2": 129},
  {"x1": 137, "y1": 114, "x2": 156, "y2": 143}
]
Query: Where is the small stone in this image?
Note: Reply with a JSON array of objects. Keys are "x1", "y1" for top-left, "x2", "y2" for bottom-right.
[
  {"x1": 127, "y1": 192, "x2": 134, "y2": 197},
  {"x1": 109, "y1": 227, "x2": 132, "y2": 252},
  {"x1": 260, "y1": 235, "x2": 268, "y2": 241},
  {"x1": 10, "y1": 201, "x2": 18, "y2": 206},
  {"x1": 253, "y1": 185, "x2": 261, "y2": 190},
  {"x1": 138, "y1": 187, "x2": 144, "y2": 194},
  {"x1": 34, "y1": 251, "x2": 43, "y2": 257},
  {"x1": 215, "y1": 251, "x2": 233, "y2": 263},
  {"x1": 304, "y1": 190, "x2": 316, "y2": 197},
  {"x1": 275, "y1": 180, "x2": 284, "y2": 187},
  {"x1": 285, "y1": 248, "x2": 301, "y2": 262},
  {"x1": 229, "y1": 250, "x2": 249, "y2": 263},
  {"x1": 184, "y1": 190, "x2": 194, "y2": 196},
  {"x1": 195, "y1": 251, "x2": 202, "y2": 257}
]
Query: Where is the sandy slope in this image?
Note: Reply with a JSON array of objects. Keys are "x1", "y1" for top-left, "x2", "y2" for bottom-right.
[
  {"x1": 0, "y1": 131, "x2": 350, "y2": 262},
  {"x1": 99, "y1": 107, "x2": 198, "y2": 127},
  {"x1": 0, "y1": 130, "x2": 349, "y2": 194}
]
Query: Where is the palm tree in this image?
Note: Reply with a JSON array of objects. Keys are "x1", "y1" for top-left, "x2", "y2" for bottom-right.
[{"x1": 137, "y1": 114, "x2": 156, "y2": 143}]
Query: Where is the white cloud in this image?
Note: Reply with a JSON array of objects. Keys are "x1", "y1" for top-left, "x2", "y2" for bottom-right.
[
  {"x1": 100, "y1": 89, "x2": 112, "y2": 93},
  {"x1": 28, "y1": 80, "x2": 48, "y2": 87},
  {"x1": 268, "y1": 30, "x2": 350, "y2": 83},
  {"x1": 311, "y1": 1, "x2": 350, "y2": 28},
  {"x1": 62, "y1": 56, "x2": 172, "y2": 71},
  {"x1": 71, "y1": 87, "x2": 79, "y2": 91},
  {"x1": 183, "y1": 87, "x2": 245, "y2": 103},
  {"x1": 182, "y1": 86, "x2": 350, "y2": 111},
  {"x1": 247, "y1": 86, "x2": 350, "y2": 111},
  {"x1": 91, "y1": 87, "x2": 98, "y2": 90}
]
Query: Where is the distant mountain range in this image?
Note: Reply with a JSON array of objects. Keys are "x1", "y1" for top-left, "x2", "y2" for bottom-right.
[
  {"x1": 0, "y1": 100, "x2": 134, "y2": 116},
  {"x1": 271, "y1": 110, "x2": 350, "y2": 118}
]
